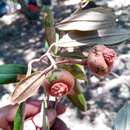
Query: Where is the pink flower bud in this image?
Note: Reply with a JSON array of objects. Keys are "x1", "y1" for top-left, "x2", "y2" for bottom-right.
[
  {"x1": 86, "y1": 45, "x2": 116, "y2": 77},
  {"x1": 44, "y1": 69, "x2": 75, "y2": 97}
]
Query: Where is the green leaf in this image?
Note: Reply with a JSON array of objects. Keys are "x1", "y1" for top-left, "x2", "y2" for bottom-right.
[
  {"x1": 43, "y1": 33, "x2": 59, "y2": 52},
  {"x1": 42, "y1": 100, "x2": 50, "y2": 130},
  {"x1": 67, "y1": 81, "x2": 87, "y2": 111},
  {"x1": 114, "y1": 102, "x2": 130, "y2": 130},
  {"x1": 0, "y1": 64, "x2": 27, "y2": 74},
  {"x1": 63, "y1": 64, "x2": 87, "y2": 80},
  {"x1": 13, "y1": 102, "x2": 25, "y2": 130},
  {"x1": 0, "y1": 64, "x2": 27, "y2": 84},
  {"x1": 43, "y1": 40, "x2": 49, "y2": 52}
]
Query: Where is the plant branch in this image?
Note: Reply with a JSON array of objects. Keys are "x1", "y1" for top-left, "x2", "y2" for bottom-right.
[{"x1": 42, "y1": 6, "x2": 56, "y2": 45}]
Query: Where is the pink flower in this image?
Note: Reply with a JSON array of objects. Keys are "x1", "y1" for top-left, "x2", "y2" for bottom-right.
[
  {"x1": 44, "y1": 69, "x2": 75, "y2": 97},
  {"x1": 86, "y1": 45, "x2": 116, "y2": 77}
]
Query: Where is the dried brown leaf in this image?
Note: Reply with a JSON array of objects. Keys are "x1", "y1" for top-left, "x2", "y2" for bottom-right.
[
  {"x1": 56, "y1": 28, "x2": 130, "y2": 47},
  {"x1": 11, "y1": 71, "x2": 45, "y2": 104},
  {"x1": 56, "y1": 7, "x2": 116, "y2": 31},
  {"x1": 57, "y1": 21, "x2": 115, "y2": 31}
]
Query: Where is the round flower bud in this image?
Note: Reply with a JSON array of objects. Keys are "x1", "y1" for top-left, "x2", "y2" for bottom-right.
[
  {"x1": 28, "y1": 4, "x2": 39, "y2": 13},
  {"x1": 44, "y1": 69, "x2": 75, "y2": 97},
  {"x1": 86, "y1": 45, "x2": 116, "y2": 77}
]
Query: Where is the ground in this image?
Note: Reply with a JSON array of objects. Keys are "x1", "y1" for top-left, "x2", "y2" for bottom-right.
[{"x1": 0, "y1": 0, "x2": 130, "y2": 130}]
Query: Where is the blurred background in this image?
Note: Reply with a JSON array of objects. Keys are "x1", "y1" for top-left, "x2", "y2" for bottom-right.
[{"x1": 0, "y1": 0, "x2": 130, "y2": 130}]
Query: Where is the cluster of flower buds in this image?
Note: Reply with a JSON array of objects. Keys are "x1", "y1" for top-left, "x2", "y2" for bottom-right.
[
  {"x1": 86, "y1": 45, "x2": 116, "y2": 76},
  {"x1": 44, "y1": 68, "x2": 75, "y2": 97},
  {"x1": 43, "y1": 45, "x2": 116, "y2": 98}
]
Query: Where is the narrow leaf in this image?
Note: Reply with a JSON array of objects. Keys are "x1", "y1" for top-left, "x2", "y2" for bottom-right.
[
  {"x1": 60, "y1": 7, "x2": 115, "y2": 22},
  {"x1": 57, "y1": 21, "x2": 115, "y2": 31},
  {"x1": 0, "y1": 64, "x2": 27, "y2": 74},
  {"x1": 114, "y1": 102, "x2": 130, "y2": 130},
  {"x1": 0, "y1": 74, "x2": 23, "y2": 84},
  {"x1": 56, "y1": 7, "x2": 116, "y2": 31},
  {"x1": 11, "y1": 71, "x2": 45, "y2": 104},
  {"x1": 56, "y1": 28, "x2": 130, "y2": 47},
  {"x1": 13, "y1": 102, "x2": 25, "y2": 130},
  {"x1": 63, "y1": 64, "x2": 87, "y2": 80},
  {"x1": 58, "y1": 21, "x2": 115, "y2": 31},
  {"x1": 42, "y1": 100, "x2": 50, "y2": 130},
  {"x1": 0, "y1": 64, "x2": 27, "y2": 84},
  {"x1": 67, "y1": 81, "x2": 87, "y2": 111}
]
